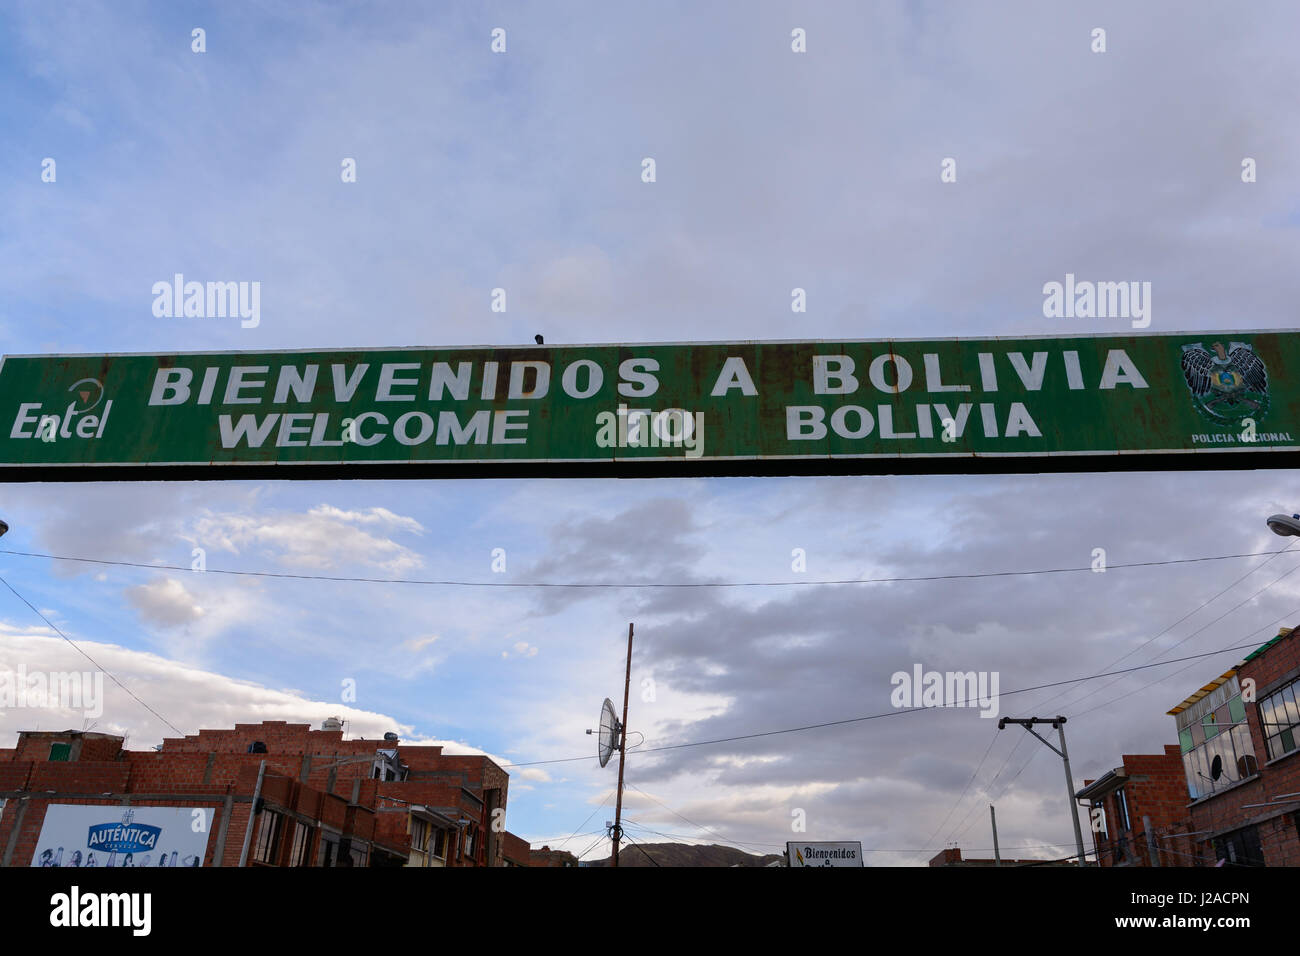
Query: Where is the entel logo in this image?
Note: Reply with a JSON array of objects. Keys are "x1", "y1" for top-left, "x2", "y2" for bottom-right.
[{"x1": 9, "y1": 378, "x2": 113, "y2": 442}]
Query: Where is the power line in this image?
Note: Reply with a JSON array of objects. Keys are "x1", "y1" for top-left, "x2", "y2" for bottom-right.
[
  {"x1": 0, "y1": 574, "x2": 183, "y2": 736},
  {"x1": 932, "y1": 545, "x2": 1299, "y2": 854},
  {"x1": 1048, "y1": 548, "x2": 1300, "y2": 714},
  {"x1": 1074, "y1": 602, "x2": 1300, "y2": 721},
  {"x1": 550, "y1": 789, "x2": 614, "y2": 851},
  {"x1": 935, "y1": 736, "x2": 1026, "y2": 852},
  {"x1": 0, "y1": 546, "x2": 1285, "y2": 590},
  {"x1": 621, "y1": 820, "x2": 786, "y2": 848},
  {"x1": 913, "y1": 732, "x2": 1000, "y2": 862},
  {"x1": 573, "y1": 832, "x2": 609, "y2": 862},
  {"x1": 500, "y1": 634, "x2": 1288, "y2": 770},
  {"x1": 625, "y1": 781, "x2": 777, "y2": 854},
  {"x1": 515, "y1": 624, "x2": 1283, "y2": 865},
  {"x1": 620, "y1": 820, "x2": 783, "y2": 859},
  {"x1": 622, "y1": 819, "x2": 1081, "y2": 857},
  {"x1": 948, "y1": 742, "x2": 1044, "y2": 848},
  {"x1": 619, "y1": 830, "x2": 662, "y2": 867},
  {"x1": 943, "y1": 603, "x2": 1297, "y2": 851},
  {"x1": 523, "y1": 830, "x2": 605, "y2": 847},
  {"x1": 1027, "y1": 541, "x2": 1298, "y2": 715}
]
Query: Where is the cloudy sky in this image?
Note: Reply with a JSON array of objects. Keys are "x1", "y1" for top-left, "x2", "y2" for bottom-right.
[{"x1": 3, "y1": 0, "x2": 1300, "y2": 864}]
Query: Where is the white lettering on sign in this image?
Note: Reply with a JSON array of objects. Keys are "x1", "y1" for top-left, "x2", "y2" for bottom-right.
[{"x1": 216, "y1": 409, "x2": 532, "y2": 450}]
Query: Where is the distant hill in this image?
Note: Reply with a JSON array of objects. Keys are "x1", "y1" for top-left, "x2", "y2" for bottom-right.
[{"x1": 587, "y1": 843, "x2": 784, "y2": 867}]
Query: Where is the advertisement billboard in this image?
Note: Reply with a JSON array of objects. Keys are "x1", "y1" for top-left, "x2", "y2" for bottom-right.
[
  {"x1": 787, "y1": 841, "x2": 865, "y2": 867},
  {"x1": 31, "y1": 804, "x2": 214, "y2": 868}
]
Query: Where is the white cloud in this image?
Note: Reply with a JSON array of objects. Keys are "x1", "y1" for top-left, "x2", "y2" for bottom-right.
[
  {"x1": 187, "y1": 504, "x2": 424, "y2": 572},
  {"x1": 123, "y1": 577, "x2": 205, "y2": 627},
  {"x1": 0, "y1": 625, "x2": 489, "y2": 757}
]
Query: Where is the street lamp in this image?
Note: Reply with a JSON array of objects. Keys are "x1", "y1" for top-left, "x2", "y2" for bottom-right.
[
  {"x1": 997, "y1": 716, "x2": 1088, "y2": 867},
  {"x1": 1267, "y1": 514, "x2": 1300, "y2": 536}
]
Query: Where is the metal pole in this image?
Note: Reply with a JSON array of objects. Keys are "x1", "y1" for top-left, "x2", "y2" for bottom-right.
[
  {"x1": 1143, "y1": 814, "x2": 1161, "y2": 867},
  {"x1": 1055, "y1": 720, "x2": 1086, "y2": 867},
  {"x1": 990, "y1": 805, "x2": 1001, "y2": 866},
  {"x1": 612, "y1": 623, "x2": 633, "y2": 868},
  {"x1": 237, "y1": 759, "x2": 266, "y2": 867}
]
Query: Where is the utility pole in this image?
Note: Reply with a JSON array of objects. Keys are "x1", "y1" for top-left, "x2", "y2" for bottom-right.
[
  {"x1": 237, "y1": 759, "x2": 266, "y2": 867},
  {"x1": 611, "y1": 622, "x2": 633, "y2": 868},
  {"x1": 990, "y1": 805, "x2": 1001, "y2": 866},
  {"x1": 997, "y1": 716, "x2": 1087, "y2": 867},
  {"x1": 1143, "y1": 815, "x2": 1161, "y2": 867}
]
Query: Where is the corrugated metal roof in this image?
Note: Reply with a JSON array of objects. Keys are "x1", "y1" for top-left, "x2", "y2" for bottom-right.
[
  {"x1": 1166, "y1": 626, "x2": 1296, "y2": 715},
  {"x1": 1167, "y1": 671, "x2": 1236, "y2": 716},
  {"x1": 1242, "y1": 626, "x2": 1294, "y2": 664}
]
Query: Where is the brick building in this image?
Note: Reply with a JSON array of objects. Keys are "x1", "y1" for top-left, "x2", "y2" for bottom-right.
[
  {"x1": 1075, "y1": 746, "x2": 1198, "y2": 867},
  {"x1": 502, "y1": 830, "x2": 532, "y2": 866},
  {"x1": 530, "y1": 844, "x2": 580, "y2": 867},
  {"x1": 926, "y1": 847, "x2": 1073, "y2": 867},
  {"x1": 1164, "y1": 626, "x2": 1300, "y2": 866},
  {"x1": 0, "y1": 719, "x2": 514, "y2": 868}
]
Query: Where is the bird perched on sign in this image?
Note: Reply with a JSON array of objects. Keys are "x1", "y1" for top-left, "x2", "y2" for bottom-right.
[
  {"x1": 535, "y1": 334, "x2": 544, "y2": 345},
  {"x1": 1180, "y1": 341, "x2": 1269, "y2": 421}
]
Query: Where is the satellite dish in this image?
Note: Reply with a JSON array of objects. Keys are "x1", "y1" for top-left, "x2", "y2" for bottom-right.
[
  {"x1": 1210, "y1": 754, "x2": 1224, "y2": 781},
  {"x1": 597, "y1": 697, "x2": 622, "y2": 768}
]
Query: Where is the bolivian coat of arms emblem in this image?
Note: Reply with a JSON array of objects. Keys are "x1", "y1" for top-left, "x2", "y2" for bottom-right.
[{"x1": 1180, "y1": 341, "x2": 1270, "y2": 426}]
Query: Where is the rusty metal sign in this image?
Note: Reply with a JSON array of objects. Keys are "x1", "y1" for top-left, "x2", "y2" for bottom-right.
[{"x1": 0, "y1": 331, "x2": 1296, "y2": 480}]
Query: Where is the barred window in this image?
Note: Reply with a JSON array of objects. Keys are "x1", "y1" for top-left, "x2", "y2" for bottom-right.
[
  {"x1": 253, "y1": 811, "x2": 283, "y2": 865},
  {"x1": 288, "y1": 821, "x2": 312, "y2": 867},
  {"x1": 1259, "y1": 680, "x2": 1300, "y2": 761}
]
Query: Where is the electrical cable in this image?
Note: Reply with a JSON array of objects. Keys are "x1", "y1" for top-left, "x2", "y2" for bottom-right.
[
  {"x1": 0, "y1": 545, "x2": 1285, "y2": 590},
  {"x1": 551, "y1": 788, "x2": 614, "y2": 850},
  {"x1": 623, "y1": 782, "x2": 778, "y2": 854},
  {"x1": 1049, "y1": 549, "x2": 1300, "y2": 714},
  {"x1": 500, "y1": 634, "x2": 1287, "y2": 769},
  {"x1": 0, "y1": 573, "x2": 183, "y2": 736},
  {"x1": 1025, "y1": 541, "x2": 1298, "y2": 716},
  {"x1": 618, "y1": 830, "x2": 662, "y2": 867}
]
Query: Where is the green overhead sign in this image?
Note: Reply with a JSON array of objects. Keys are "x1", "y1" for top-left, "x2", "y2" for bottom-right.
[{"x1": 0, "y1": 331, "x2": 1295, "y2": 480}]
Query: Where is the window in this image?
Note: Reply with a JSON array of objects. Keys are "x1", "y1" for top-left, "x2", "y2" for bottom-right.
[
  {"x1": 49, "y1": 742, "x2": 70, "y2": 761},
  {"x1": 288, "y1": 822, "x2": 312, "y2": 867},
  {"x1": 371, "y1": 749, "x2": 407, "y2": 783},
  {"x1": 252, "y1": 811, "x2": 283, "y2": 865},
  {"x1": 1213, "y1": 826, "x2": 1265, "y2": 867},
  {"x1": 411, "y1": 818, "x2": 429, "y2": 853},
  {"x1": 320, "y1": 833, "x2": 340, "y2": 867},
  {"x1": 1259, "y1": 680, "x2": 1300, "y2": 761},
  {"x1": 432, "y1": 827, "x2": 447, "y2": 859},
  {"x1": 1174, "y1": 675, "x2": 1258, "y2": 799}
]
